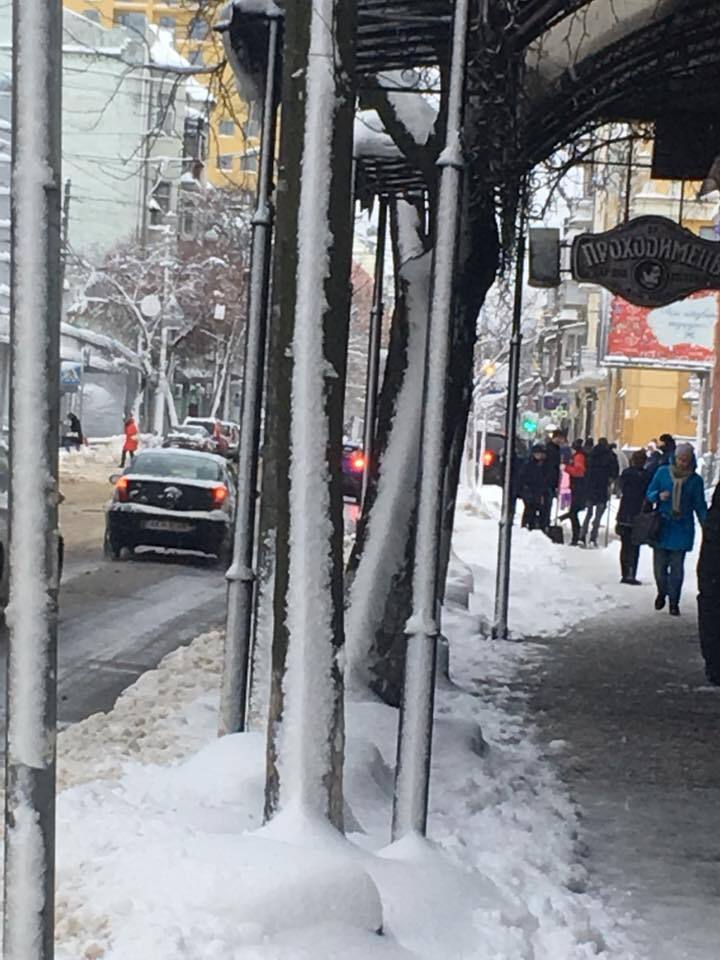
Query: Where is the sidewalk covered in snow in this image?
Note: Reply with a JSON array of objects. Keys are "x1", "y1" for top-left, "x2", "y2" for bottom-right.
[{"x1": 31, "y1": 491, "x2": 720, "y2": 959}]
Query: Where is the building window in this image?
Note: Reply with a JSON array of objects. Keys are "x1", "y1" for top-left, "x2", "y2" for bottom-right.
[
  {"x1": 156, "y1": 89, "x2": 176, "y2": 135},
  {"x1": 240, "y1": 152, "x2": 258, "y2": 173},
  {"x1": 217, "y1": 154, "x2": 234, "y2": 171},
  {"x1": 115, "y1": 12, "x2": 147, "y2": 33},
  {"x1": 180, "y1": 206, "x2": 197, "y2": 241},
  {"x1": 154, "y1": 180, "x2": 172, "y2": 215},
  {"x1": 219, "y1": 119, "x2": 235, "y2": 137},
  {"x1": 189, "y1": 19, "x2": 209, "y2": 40}
]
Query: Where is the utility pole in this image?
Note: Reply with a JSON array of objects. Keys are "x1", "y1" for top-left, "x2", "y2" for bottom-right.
[
  {"x1": 4, "y1": 2, "x2": 63, "y2": 959},
  {"x1": 361, "y1": 197, "x2": 387, "y2": 508},
  {"x1": 392, "y1": 0, "x2": 471, "y2": 840},
  {"x1": 492, "y1": 188, "x2": 528, "y2": 641},
  {"x1": 219, "y1": 14, "x2": 281, "y2": 736},
  {"x1": 153, "y1": 231, "x2": 172, "y2": 436}
]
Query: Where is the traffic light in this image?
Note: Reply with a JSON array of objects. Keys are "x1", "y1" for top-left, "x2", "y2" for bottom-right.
[{"x1": 520, "y1": 411, "x2": 538, "y2": 434}]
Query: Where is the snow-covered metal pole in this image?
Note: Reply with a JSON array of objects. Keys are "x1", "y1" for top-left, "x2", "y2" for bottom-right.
[
  {"x1": 360, "y1": 197, "x2": 387, "y2": 508},
  {"x1": 220, "y1": 14, "x2": 281, "y2": 736},
  {"x1": 492, "y1": 192, "x2": 528, "y2": 641},
  {"x1": 392, "y1": 0, "x2": 470, "y2": 840},
  {"x1": 153, "y1": 323, "x2": 169, "y2": 435},
  {"x1": 4, "y1": 1, "x2": 63, "y2": 958}
]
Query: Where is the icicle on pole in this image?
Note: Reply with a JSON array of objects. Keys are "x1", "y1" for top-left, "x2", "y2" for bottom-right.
[{"x1": 3, "y1": 2, "x2": 63, "y2": 959}]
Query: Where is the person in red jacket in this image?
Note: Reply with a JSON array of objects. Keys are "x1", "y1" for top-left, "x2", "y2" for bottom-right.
[
  {"x1": 564, "y1": 438, "x2": 588, "y2": 546},
  {"x1": 121, "y1": 415, "x2": 139, "y2": 468}
]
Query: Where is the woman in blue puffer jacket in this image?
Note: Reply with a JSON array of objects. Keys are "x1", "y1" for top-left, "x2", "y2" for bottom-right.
[{"x1": 646, "y1": 442, "x2": 707, "y2": 616}]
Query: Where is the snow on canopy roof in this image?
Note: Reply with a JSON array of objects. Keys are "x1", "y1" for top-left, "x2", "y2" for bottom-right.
[
  {"x1": 232, "y1": 0, "x2": 284, "y2": 14},
  {"x1": 522, "y1": 0, "x2": 720, "y2": 163},
  {"x1": 525, "y1": 0, "x2": 677, "y2": 89},
  {"x1": 354, "y1": 111, "x2": 400, "y2": 160}
]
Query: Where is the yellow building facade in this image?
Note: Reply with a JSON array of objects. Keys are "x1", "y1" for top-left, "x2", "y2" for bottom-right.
[
  {"x1": 64, "y1": 0, "x2": 257, "y2": 189},
  {"x1": 584, "y1": 144, "x2": 718, "y2": 449}
]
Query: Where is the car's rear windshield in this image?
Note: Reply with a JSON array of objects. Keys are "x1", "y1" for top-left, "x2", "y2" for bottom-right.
[
  {"x1": 170, "y1": 425, "x2": 206, "y2": 436},
  {"x1": 185, "y1": 420, "x2": 215, "y2": 435},
  {"x1": 130, "y1": 452, "x2": 223, "y2": 482}
]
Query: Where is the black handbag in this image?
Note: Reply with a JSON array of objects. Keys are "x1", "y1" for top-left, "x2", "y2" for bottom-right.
[{"x1": 631, "y1": 504, "x2": 661, "y2": 546}]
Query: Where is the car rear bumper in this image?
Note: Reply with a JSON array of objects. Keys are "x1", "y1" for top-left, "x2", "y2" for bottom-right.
[
  {"x1": 106, "y1": 510, "x2": 231, "y2": 556},
  {"x1": 342, "y1": 473, "x2": 362, "y2": 501}
]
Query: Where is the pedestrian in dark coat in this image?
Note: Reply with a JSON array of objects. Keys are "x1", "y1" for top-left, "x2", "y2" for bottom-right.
[
  {"x1": 563, "y1": 439, "x2": 587, "y2": 545},
  {"x1": 698, "y1": 484, "x2": 720, "y2": 684},
  {"x1": 645, "y1": 433, "x2": 675, "y2": 476},
  {"x1": 616, "y1": 449, "x2": 650, "y2": 584},
  {"x1": 579, "y1": 437, "x2": 619, "y2": 545},
  {"x1": 518, "y1": 445, "x2": 548, "y2": 531},
  {"x1": 646, "y1": 442, "x2": 706, "y2": 615}
]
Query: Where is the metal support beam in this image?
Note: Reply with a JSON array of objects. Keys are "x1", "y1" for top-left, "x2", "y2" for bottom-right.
[
  {"x1": 492, "y1": 193, "x2": 528, "y2": 641},
  {"x1": 4, "y1": 2, "x2": 63, "y2": 958},
  {"x1": 392, "y1": 0, "x2": 470, "y2": 840},
  {"x1": 220, "y1": 16, "x2": 281, "y2": 736},
  {"x1": 361, "y1": 197, "x2": 387, "y2": 508}
]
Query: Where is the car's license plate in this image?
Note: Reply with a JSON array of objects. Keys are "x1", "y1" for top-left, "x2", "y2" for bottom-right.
[{"x1": 143, "y1": 519, "x2": 194, "y2": 533}]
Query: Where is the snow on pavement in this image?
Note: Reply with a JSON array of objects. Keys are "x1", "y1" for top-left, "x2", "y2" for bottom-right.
[
  {"x1": 2, "y1": 491, "x2": 644, "y2": 958},
  {"x1": 452, "y1": 485, "x2": 628, "y2": 637}
]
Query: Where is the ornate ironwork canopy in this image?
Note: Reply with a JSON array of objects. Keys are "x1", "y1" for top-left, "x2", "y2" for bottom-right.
[{"x1": 222, "y1": 0, "x2": 720, "y2": 199}]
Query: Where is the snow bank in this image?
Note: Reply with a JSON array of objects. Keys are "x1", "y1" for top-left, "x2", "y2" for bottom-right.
[
  {"x1": 38, "y1": 550, "x2": 635, "y2": 958},
  {"x1": 455, "y1": 485, "x2": 623, "y2": 637},
  {"x1": 0, "y1": 486, "x2": 645, "y2": 957},
  {"x1": 59, "y1": 434, "x2": 160, "y2": 482}
]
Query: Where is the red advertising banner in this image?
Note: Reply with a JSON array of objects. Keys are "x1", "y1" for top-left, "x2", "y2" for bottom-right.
[{"x1": 604, "y1": 291, "x2": 719, "y2": 369}]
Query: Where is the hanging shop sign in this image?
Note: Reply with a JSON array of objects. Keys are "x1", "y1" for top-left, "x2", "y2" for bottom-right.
[
  {"x1": 602, "y1": 291, "x2": 718, "y2": 370},
  {"x1": 572, "y1": 215, "x2": 720, "y2": 308}
]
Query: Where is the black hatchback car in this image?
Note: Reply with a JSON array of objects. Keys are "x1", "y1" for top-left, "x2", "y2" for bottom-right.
[{"x1": 105, "y1": 448, "x2": 235, "y2": 563}]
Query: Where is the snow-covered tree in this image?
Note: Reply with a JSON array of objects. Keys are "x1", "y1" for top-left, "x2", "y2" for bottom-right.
[{"x1": 67, "y1": 187, "x2": 251, "y2": 423}]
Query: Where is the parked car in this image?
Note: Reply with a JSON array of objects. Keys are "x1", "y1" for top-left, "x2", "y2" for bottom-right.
[
  {"x1": 104, "y1": 448, "x2": 235, "y2": 564},
  {"x1": 163, "y1": 423, "x2": 218, "y2": 454},
  {"x1": 182, "y1": 417, "x2": 230, "y2": 457},
  {"x1": 0, "y1": 442, "x2": 64, "y2": 604},
  {"x1": 342, "y1": 443, "x2": 366, "y2": 502},
  {"x1": 477, "y1": 431, "x2": 529, "y2": 486}
]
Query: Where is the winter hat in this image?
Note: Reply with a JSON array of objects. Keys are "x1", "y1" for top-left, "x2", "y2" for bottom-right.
[
  {"x1": 675, "y1": 442, "x2": 694, "y2": 458},
  {"x1": 531, "y1": 443, "x2": 546, "y2": 454}
]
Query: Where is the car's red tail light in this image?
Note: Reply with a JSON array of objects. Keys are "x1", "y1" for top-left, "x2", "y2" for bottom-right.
[
  {"x1": 115, "y1": 476, "x2": 129, "y2": 502},
  {"x1": 350, "y1": 452, "x2": 366, "y2": 473},
  {"x1": 482, "y1": 450, "x2": 496, "y2": 467},
  {"x1": 212, "y1": 484, "x2": 229, "y2": 505}
]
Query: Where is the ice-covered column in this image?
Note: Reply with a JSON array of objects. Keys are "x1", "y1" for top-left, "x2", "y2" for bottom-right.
[
  {"x1": 392, "y1": 0, "x2": 471, "y2": 840},
  {"x1": 3, "y1": 2, "x2": 63, "y2": 959},
  {"x1": 220, "y1": 12, "x2": 281, "y2": 737},
  {"x1": 263, "y1": 0, "x2": 357, "y2": 828}
]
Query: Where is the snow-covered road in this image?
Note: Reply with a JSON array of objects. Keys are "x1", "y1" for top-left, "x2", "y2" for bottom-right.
[{"x1": 0, "y1": 548, "x2": 225, "y2": 733}]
